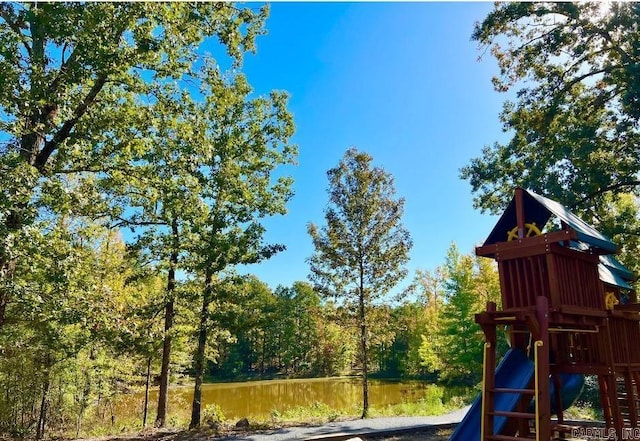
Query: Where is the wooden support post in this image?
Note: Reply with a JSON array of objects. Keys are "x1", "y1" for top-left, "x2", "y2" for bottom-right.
[
  {"x1": 599, "y1": 375, "x2": 614, "y2": 428},
  {"x1": 552, "y1": 372, "x2": 564, "y2": 426},
  {"x1": 607, "y1": 374, "x2": 624, "y2": 438},
  {"x1": 480, "y1": 302, "x2": 497, "y2": 343},
  {"x1": 515, "y1": 187, "x2": 526, "y2": 239},
  {"x1": 602, "y1": 316, "x2": 624, "y2": 438},
  {"x1": 535, "y1": 296, "x2": 551, "y2": 440},
  {"x1": 633, "y1": 371, "x2": 640, "y2": 427},
  {"x1": 481, "y1": 301, "x2": 496, "y2": 441},
  {"x1": 545, "y1": 253, "x2": 561, "y2": 309},
  {"x1": 481, "y1": 341, "x2": 496, "y2": 441}
]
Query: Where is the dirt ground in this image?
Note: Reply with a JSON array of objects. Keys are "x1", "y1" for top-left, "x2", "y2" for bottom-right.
[{"x1": 363, "y1": 427, "x2": 452, "y2": 441}]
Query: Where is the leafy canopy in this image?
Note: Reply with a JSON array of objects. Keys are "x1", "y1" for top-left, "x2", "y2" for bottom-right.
[
  {"x1": 0, "y1": 2, "x2": 268, "y2": 230},
  {"x1": 308, "y1": 148, "x2": 412, "y2": 304},
  {"x1": 462, "y1": 2, "x2": 640, "y2": 217}
]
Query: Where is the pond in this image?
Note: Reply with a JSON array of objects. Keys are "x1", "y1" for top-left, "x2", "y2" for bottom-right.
[{"x1": 116, "y1": 377, "x2": 442, "y2": 421}]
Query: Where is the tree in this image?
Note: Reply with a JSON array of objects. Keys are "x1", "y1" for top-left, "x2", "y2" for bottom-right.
[
  {"x1": 0, "y1": 2, "x2": 291, "y2": 429},
  {"x1": 103, "y1": 81, "x2": 211, "y2": 428},
  {"x1": 437, "y1": 244, "x2": 503, "y2": 385},
  {"x1": 0, "y1": 1, "x2": 268, "y2": 328},
  {"x1": 308, "y1": 148, "x2": 412, "y2": 418},
  {"x1": 461, "y1": 2, "x2": 640, "y2": 271},
  {"x1": 412, "y1": 267, "x2": 446, "y2": 376},
  {"x1": 183, "y1": 68, "x2": 295, "y2": 429},
  {"x1": 273, "y1": 282, "x2": 323, "y2": 374}
]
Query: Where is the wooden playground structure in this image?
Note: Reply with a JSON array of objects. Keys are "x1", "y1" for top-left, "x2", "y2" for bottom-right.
[{"x1": 471, "y1": 188, "x2": 640, "y2": 440}]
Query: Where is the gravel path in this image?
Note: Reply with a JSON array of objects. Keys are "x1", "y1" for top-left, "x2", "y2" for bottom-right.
[{"x1": 218, "y1": 406, "x2": 470, "y2": 441}]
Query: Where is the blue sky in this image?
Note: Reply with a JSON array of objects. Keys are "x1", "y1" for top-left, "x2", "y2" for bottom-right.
[{"x1": 234, "y1": 2, "x2": 513, "y2": 290}]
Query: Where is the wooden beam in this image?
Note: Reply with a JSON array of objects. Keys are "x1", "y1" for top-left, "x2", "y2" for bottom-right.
[
  {"x1": 614, "y1": 303, "x2": 640, "y2": 312},
  {"x1": 535, "y1": 296, "x2": 551, "y2": 441},
  {"x1": 476, "y1": 229, "x2": 578, "y2": 258}
]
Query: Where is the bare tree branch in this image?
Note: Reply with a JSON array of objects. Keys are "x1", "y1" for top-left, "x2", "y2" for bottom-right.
[
  {"x1": 34, "y1": 73, "x2": 108, "y2": 171},
  {"x1": 571, "y1": 180, "x2": 640, "y2": 209}
]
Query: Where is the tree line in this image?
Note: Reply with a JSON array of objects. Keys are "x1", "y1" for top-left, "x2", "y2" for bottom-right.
[
  {"x1": 207, "y1": 244, "x2": 506, "y2": 389},
  {"x1": 0, "y1": 2, "x2": 295, "y2": 436},
  {"x1": 0, "y1": 3, "x2": 497, "y2": 437},
  {"x1": 0, "y1": 222, "x2": 503, "y2": 438}
]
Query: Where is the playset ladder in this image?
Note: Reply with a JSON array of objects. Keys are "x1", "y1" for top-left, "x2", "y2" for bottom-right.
[
  {"x1": 479, "y1": 298, "x2": 552, "y2": 441},
  {"x1": 601, "y1": 372, "x2": 640, "y2": 430},
  {"x1": 481, "y1": 342, "x2": 549, "y2": 441},
  {"x1": 617, "y1": 373, "x2": 637, "y2": 427},
  {"x1": 598, "y1": 374, "x2": 624, "y2": 436}
]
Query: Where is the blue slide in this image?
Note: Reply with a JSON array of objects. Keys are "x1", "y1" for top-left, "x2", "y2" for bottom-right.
[
  {"x1": 449, "y1": 348, "x2": 534, "y2": 441},
  {"x1": 531, "y1": 372, "x2": 585, "y2": 415},
  {"x1": 449, "y1": 349, "x2": 585, "y2": 441}
]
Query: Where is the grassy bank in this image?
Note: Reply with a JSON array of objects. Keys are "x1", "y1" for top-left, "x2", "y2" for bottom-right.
[{"x1": 64, "y1": 382, "x2": 601, "y2": 440}]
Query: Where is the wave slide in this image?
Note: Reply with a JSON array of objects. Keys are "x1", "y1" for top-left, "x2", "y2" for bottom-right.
[{"x1": 449, "y1": 348, "x2": 584, "y2": 441}]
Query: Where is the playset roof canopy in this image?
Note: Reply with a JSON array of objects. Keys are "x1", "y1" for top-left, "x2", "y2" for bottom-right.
[
  {"x1": 483, "y1": 189, "x2": 616, "y2": 253},
  {"x1": 482, "y1": 188, "x2": 634, "y2": 290}
]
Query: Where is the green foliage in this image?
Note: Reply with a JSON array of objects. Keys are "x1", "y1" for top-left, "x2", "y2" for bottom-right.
[
  {"x1": 201, "y1": 403, "x2": 226, "y2": 425},
  {"x1": 210, "y1": 279, "x2": 355, "y2": 379},
  {"x1": 308, "y1": 148, "x2": 413, "y2": 304},
  {"x1": 412, "y1": 245, "x2": 505, "y2": 385},
  {"x1": 313, "y1": 320, "x2": 357, "y2": 377},
  {"x1": 589, "y1": 194, "x2": 640, "y2": 276},
  {"x1": 278, "y1": 401, "x2": 341, "y2": 423},
  {"x1": 0, "y1": 222, "x2": 160, "y2": 437},
  {"x1": 0, "y1": 1, "x2": 270, "y2": 243},
  {"x1": 368, "y1": 385, "x2": 463, "y2": 418},
  {"x1": 413, "y1": 268, "x2": 446, "y2": 376},
  {"x1": 438, "y1": 244, "x2": 503, "y2": 385},
  {"x1": 375, "y1": 302, "x2": 432, "y2": 378},
  {"x1": 462, "y1": 1, "x2": 640, "y2": 275},
  {"x1": 0, "y1": 2, "x2": 298, "y2": 434},
  {"x1": 374, "y1": 385, "x2": 446, "y2": 417}
]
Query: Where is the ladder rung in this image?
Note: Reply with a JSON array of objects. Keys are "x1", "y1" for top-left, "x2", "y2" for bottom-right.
[
  {"x1": 552, "y1": 423, "x2": 583, "y2": 432},
  {"x1": 551, "y1": 423, "x2": 582, "y2": 432},
  {"x1": 491, "y1": 387, "x2": 535, "y2": 394},
  {"x1": 490, "y1": 410, "x2": 536, "y2": 419}
]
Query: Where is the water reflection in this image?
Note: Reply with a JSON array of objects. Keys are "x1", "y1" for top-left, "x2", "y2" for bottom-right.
[{"x1": 118, "y1": 377, "x2": 433, "y2": 421}]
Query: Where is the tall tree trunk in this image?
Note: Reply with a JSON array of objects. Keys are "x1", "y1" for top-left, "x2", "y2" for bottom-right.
[
  {"x1": 155, "y1": 219, "x2": 179, "y2": 428},
  {"x1": 359, "y1": 271, "x2": 369, "y2": 419},
  {"x1": 0, "y1": 257, "x2": 16, "y2": 330},
  {"x1": 36, "y1": 362, "x2": 51, "y2": 440},
  {"x1": 23, "y1": 2, "x2": 47, "y2": 168},
  {"x1": 359, "y1": 300, "x2": 369, "y2": 418},
  {"x1": 143, "y1": 357, "x2": 151, "y2": 428},
  {"x1": 189, "y1": 270, "x2": 214, "y2": 429},
  {"x1": 155, "y1": 295, "x2": 174, "y2": 427}
]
